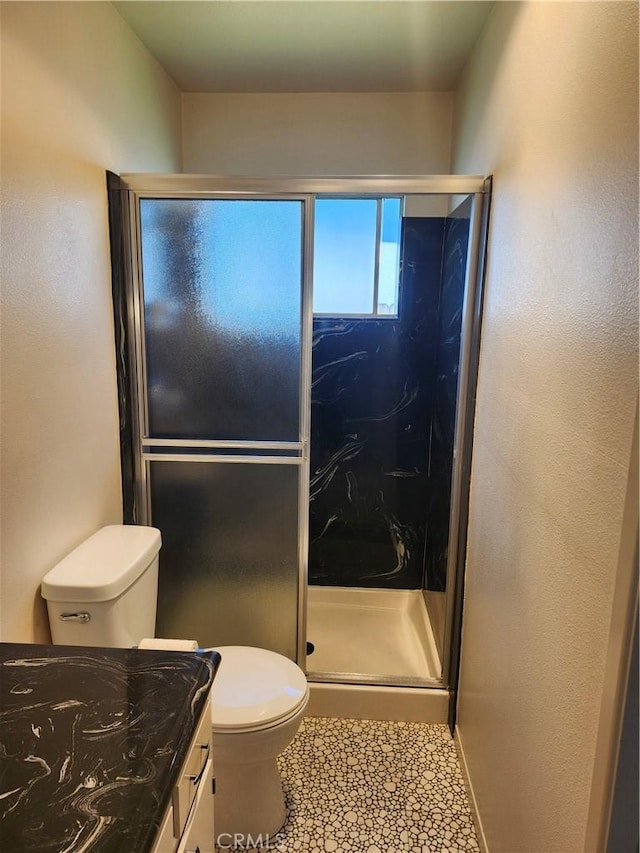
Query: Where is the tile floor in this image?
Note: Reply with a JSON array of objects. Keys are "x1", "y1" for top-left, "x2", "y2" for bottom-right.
[{"x1": 262, "y1": 717, "x2": 480, "y2": 853}]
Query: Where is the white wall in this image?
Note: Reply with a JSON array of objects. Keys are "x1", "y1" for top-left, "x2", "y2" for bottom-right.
[
  {"x1": 452, "y1": 3, "x2": 638, "y2": 851},
  {"x1": 182, "y1": 92, "x2": 453, "y2": 175},
  {"x1": 0, "y1": 2, "x2": 182, "y2": 642}
]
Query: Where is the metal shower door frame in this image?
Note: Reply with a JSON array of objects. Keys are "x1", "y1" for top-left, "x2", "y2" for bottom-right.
[
  {"x1": 116, "y1": 173, "x2": 490, "y2": 683},
  {"x1": 120, "y1": 182, "x2": 314, "y2": 665}
]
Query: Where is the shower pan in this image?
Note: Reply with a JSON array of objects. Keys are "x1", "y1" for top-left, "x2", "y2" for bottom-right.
[{"x1": 108, "y1": 174, "x2": 491, "y2": 720}]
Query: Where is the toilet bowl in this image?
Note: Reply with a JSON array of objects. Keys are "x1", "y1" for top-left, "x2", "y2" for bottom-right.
[
  {"x1": 40, "y1": 525, "x2": 308, "y2": 845},
  {"x1": 211, "y1": 646, "x2": 309, "y2": 840}
]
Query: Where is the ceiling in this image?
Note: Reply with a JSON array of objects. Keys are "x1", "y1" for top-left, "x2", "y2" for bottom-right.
[{"x1": 114, "y1": 1, "x2": 494, "y2": 93}]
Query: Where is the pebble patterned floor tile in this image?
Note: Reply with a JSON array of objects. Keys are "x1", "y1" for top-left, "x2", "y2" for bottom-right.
[{"x1": 219, "y1": 717, "x2": 479, "y2": 852}]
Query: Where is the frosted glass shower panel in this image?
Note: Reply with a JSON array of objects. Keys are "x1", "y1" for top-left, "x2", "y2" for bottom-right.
[
  {"x1": 150, "y1": 460, "x2": 300, "y2": 659},
  {"x1": 139, "y1": 199, "x2": 303, "y2": 441}
]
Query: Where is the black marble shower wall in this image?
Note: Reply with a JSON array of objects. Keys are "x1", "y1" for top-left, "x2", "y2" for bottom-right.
[
  {"x1": 309, "y1": 202, "x2": 471, "y2": 592},
  {"x1": 311, "y1": 216, "x2": 442, "y2": 588},
  {"x1": 424, "y1": 198, "x2": 472, "y2": 593}
]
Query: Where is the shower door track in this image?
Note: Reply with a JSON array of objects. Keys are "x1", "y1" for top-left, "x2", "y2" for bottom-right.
[{"x1": 307, "y1": 672, "x2": 445, "y2": 689}]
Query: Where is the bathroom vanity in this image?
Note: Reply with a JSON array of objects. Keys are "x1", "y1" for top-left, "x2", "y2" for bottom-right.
[{"x1": 0, "y1": 642, "x2": 220, "y2": 852}]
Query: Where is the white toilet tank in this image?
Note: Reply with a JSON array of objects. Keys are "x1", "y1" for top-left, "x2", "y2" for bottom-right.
[{"x1": 41, "y1": 525, "x2": 161, "y2": 648}]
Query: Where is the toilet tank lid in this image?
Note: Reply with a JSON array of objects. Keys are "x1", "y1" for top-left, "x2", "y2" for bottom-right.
[{"x1": 41, "y1": 525, "x2": 162, "y2": 603}]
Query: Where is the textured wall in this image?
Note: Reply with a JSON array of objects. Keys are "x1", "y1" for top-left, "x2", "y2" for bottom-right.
[
  {"x1": 0, "y1": 2, "x2": 182, "y2": 642},
  {"x1": 452, "y1": 3, "x2": 639, "y2": 851},
  {"x1": 182, "y1": 92, "x2": 452, "y2": 177}
]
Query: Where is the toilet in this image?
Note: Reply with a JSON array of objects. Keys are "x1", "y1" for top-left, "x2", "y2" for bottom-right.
[{"x1": 40, "y1": 524, "x2": 309, "y2": 842}]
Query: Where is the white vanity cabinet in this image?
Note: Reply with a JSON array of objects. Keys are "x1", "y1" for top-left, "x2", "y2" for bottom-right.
[{"x1": 153, "y1": 702, "x2": 214, "y2": 853}]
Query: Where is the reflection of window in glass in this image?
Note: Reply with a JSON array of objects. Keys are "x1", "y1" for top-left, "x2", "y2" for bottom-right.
[{"x1": 313, "y1": 197, "x2": 402, "y2": 318}]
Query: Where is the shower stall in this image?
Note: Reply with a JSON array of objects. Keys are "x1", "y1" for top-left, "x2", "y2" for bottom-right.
[{"x1": 108, "y1": 174, "x2": 491, "y2": 711}]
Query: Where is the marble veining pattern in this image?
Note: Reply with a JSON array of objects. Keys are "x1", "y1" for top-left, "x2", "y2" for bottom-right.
[
  {"x1": 265, "y1": 717, "x2": 479, "y2": 852},
  {"x1": 309, "y1": 211, "x2": 473, "y2": 594},
  {"x1": 309, "y1": 219, "x2": 446, "y2": 589},
  {"x1": 0, "y1": 643, "x2": 219, "y2": 853},
  {"x1": 424, "y1": 202, "x2": 471, "y2": 592}
]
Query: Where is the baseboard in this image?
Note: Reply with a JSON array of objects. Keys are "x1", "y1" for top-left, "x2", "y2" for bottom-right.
[
  {"x1": 307, "y1": 681, "x2": 449, "y2": 722},
  {"x1": 455, "y1": 724, "x2": 489, "y2": 853}
]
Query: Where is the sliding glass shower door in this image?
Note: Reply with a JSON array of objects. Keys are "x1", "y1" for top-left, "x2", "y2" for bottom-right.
[
  {"x1": 112, "y1": 173, "x2": 490, "y2": 692},
  {"x1": 132, "y1": 197, "x2": 311, "y2": 660}
]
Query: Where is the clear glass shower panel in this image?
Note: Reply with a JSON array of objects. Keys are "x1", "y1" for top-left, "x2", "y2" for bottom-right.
[
  {"x1": 139, "y1": 199, "x2": 303, "y2": 441},
  {"x1": 150, "y1": 460, "x2": 300, "y2": 659}
]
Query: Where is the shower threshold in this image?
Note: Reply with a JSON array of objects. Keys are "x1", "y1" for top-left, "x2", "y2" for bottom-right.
[{"x1": 306, "y1": 586, "x2": 442, "y2": 684}]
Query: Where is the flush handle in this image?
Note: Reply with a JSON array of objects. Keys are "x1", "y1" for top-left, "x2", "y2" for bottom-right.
[{"x1": 59, "y1": 612, "x2": 91, "y2": 623}]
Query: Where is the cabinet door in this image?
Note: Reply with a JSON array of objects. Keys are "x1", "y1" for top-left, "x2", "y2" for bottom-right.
[
  {"x1": 152, "y1": 805, "x2": 176, "y2": 853},
  {"x1": 177, "y1": 758, "x2": 214, "y2": 853},
  {"x1": 174, "y1": 708, "x2": 211, "y2": 836}
]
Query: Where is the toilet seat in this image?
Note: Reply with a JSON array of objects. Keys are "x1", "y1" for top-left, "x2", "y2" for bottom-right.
[{"x1": 210, "y1": 646, "x2": 309, "y2": 734}]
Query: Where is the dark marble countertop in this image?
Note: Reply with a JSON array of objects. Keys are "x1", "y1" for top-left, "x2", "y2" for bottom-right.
[{"x1": 0, "y1": 642, "x2": 221, "y2": 853}]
